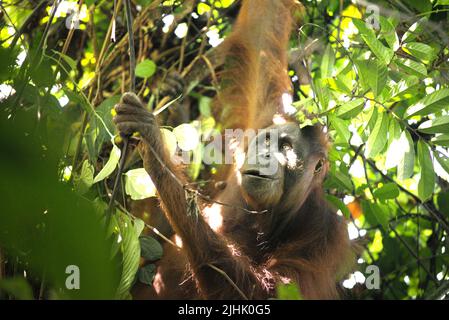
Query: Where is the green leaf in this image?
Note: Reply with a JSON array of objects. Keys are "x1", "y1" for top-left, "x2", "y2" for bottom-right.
[
  {"x1": 395, "y1": 58, "x2": 427, "y2": 77},
  {"x1": 373, "y1": 183, "x2": 400, "y2": 200},
  {"x1": 137, "y1": 264, "x2": 156, "y2": 285},
  {"x1": 333, "y1": 170, "x2": 353, "y2": 192},
  {"x1": 321, "y1": 44, "x2": 335, "y2": 79},
  {"x1": 353, "y1": 19, "x2": 394, "y2": 65},
  {"x1": 418, "y1": 116, "x2": 449, "y2": 134},
  {"x1": 385, "y1": 119, "x2": 402, "y2": 169},
  {"x1": 361, "y1": 200, "x2": 389, "y2": 230},
  {"x1": 326, "y1": 195, "x2": 351, "y2": 219},
  {"x1": 336, "y1": 98, "x2": 365, "y2": 119},
  {"x1": 313, "y1": 79, "x2": 330, "y2": 110},
  {"x1": 397, "y1": 131, "x2": 415, "y2": 180},
  {"x1": 74, "y1": 160, "x2": 94, "y2": 194},
  {"x1": 379, "y1": 17, "x2": 399, "y2": 51},
  {"x1": 139, "y1": 235, "x2": 163, "y2": 261},
  {"x1": 405, "y1": 89, "x2": 449, "y2": 118},
  {"x1": 160, "y1": 128, "x2": 178, "y2": 158},
  {"x1": 134, "y1": 218, "x2": 145, "y2": 237},
  {"x1": 401, "y1": 18, "x2": 427, "y2": 43},
  {"x1": 0, "y1": 277, "x2": 34, "y2": 300},
  {"x1": 434, "y1": 151, "x2": 449, "y2": 176},
  {"x1": 432, "y1": 134, "x2": 449, "y2": 147},
  {"x1": 93, "y1": 144, "x2": 121, "y2": 184},
  {"x1": 173, "y1": 123, "x2": 200, "y2": 151},
  {"x1": 369, "y1": 61, "x2": 388, "y2": 98},
  {"x1": 330, "y1": 116, "x2": 350, "y2": 142},
  {"x1": 135, "y1": 59, "x2": 157, "y2": 78},
  {"x1": 402, "y1": 42, "x2": 436, "y2": 65},
  {"x1": 115, "y1": 212, "x2": 141, "y2": 299},
  {"x1": 124, "y1": 168, "x2": 157, "y2": 200},
  {"x1": 276, "y1": 283, "x2": 302, "y2": 300},
  {"x1": 365, "y1": 111, "x2": 388, "y2": 158},
  {"x1": 417, "y1": 140, "x2": 435, "y2": 201}
]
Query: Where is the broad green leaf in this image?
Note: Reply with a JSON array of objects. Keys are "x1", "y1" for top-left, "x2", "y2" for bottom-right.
[
  {"x1": 313, "y1": 79, "x2": 330, "y2": 110},
  {"x1": 395, "y1": 58, "x2": 427, "y2": 77},
  {"x1": 405, "y1": 89, "x2": 449, "y2": 118},
  {"x1": 93, "y1": 144, "x2": 121, "y2": 184},
  {"x1": 115, "y1": 212, "x2": 140, "y2": 299},
  {"x1": 74, "y1": 160, "x2": 94, "y2": 194},
  {"x1": 137, "y1": 264, "x2": 157, "y2": 285},
  {"x1": 336, "y1": 98, "x2": 365, "y2": 119},
  {"x1": 321, "y1": 44, "x2": 335, "y2": 79},
  {"x1": 432, "y1": 134, "x2": 449, "y2": 147},
  {"x1": 417, "y1": 140, "x2": 435, "y2": 201},
  {"x1": 369, "y1": 61, "x2": 388, "y2": 97},
  {"x1": 333, "y1": 170, "x2": 353, "y2": 192},
  {"x1": 135, "y1": 59, "x2": 157, "y2": 78},
  {"x1": 326, "y1": 195, "x2": 351, "y2": 218},
  {"x1": 385, "y1": 119, "x2": 402, "y2": 169},
  {"x1": 124, "y1": 168, "x2": 157, "y2": 200},
  {"x1": 0, "y1": 277, "x2": 34, "y2": 300},
  {"x1": 434, "y1": 151, "x2": 449, "y2": 177},
  {"x1": 361, "y1": 200, "x2": 389, "y2": 230},
  {"x1": 134, "y1": 218, "x2": 145, "y2": 237},
  {"x1": 353, "y1": 19, "x2": 394, "y2": 65},
  {"x1": 173, "y1": 123, "x2": 200, "y2": 151},
  {"x1": 355, "y1": 60, "x2": 387, "y2": 97},
  {"x1": 402, "y1": 18, "x2": 427, "y2": 43},
  {"x1": 373, "y1": 183, "x2": 400, "y2": 200},
  {"x1": 379, "y1": 17, "x2": 399, "y2": 51},
  {"x1": 365, "y1": 111, "x2": 388, "y2": 158},
  {"x1": 160, "y1": 128, "x2": 177, "y2": 158},
  {"x1": 139, "y1": 235, "x2": 163, "y2": 261},
  {"x1": 397, "y1": 131, "x2": 415, "y2": 180},
  {"x1": 418, "y1": 116, "x2": 449, "y2": 134},
  {"x1": 402, "y1": 42, "x2": 436, "y2": 65},
  {"x1": 330, "y1": 116, "x2": 350, "y2": 142}
]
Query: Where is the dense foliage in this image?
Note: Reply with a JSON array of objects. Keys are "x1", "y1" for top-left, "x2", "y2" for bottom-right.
[{"x1": 0, "y1": 0, "x2": 449, "y2": 300}]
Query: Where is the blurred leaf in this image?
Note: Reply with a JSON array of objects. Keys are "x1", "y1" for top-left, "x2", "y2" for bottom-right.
[
  {"x1": 276, "y1": 283, "x2": 302, "y2": 300},
  {"x1": 418, "y1": 116, "x2": 449, "y2": 134},
  {"x1": 336, "y1": 98, "x2": 365, "y2": 119},
  {"x1": 125, "y1": 168, "x2": 157, "y2": 200},
  {"x1": 402, "y1": 42, "x2": 437, "y2": 64},
  {"x1": 74, "y1": 160, "x2": 94, "y2": 194},
  {"x1": 374, "y1": 183, "x2": 400, "y2": 200},
  {"x1": 326, "y1": 195, "x2": 351, "y2": 218},
  {"x1": 397, "y1": 131, "x2": 415, "y2": 180},
  {"x1": 173, "y1": 123, "x2": 200, "y2": 151},
  {"x1": 417, "y1": 140, "x2": 435, "y2": 201},
  {"x1": 362, "y1": 200, "x2": 389, "y2": 229},
  {"x1": 365, "y1": 111, "x2": 388, "y2": 158},
  {"x1": 379, "y1": 17, "x2": 399, "y2": 51},
  {"x1": 161, "y1": 128, "x2": 178, "y2": 157},
  {"x1": 93, "y1": 144, "x2": 121, "y2": 184},
  {"x1": 115, "y1": 212, "x2": 140, "y2": 299},
  {"x1": 405, "y1": 89, "x2": 449, "y2": 118},
  {"x1": 0, "y1": 277, "x2": 33, "y2": 300},
  {"x1": 330, "y1": 116, "x2": 350, "y2": 142},
  {"x1": 137, "y1": 264, "x2": 156, "y2": 285},
  {"x1": 432, "y1": 134, "x2": 449, "y2": 147},
  {"x1": 321, "y1": 44, "x2": 335, "y2": 78},
  {"x1": 353, "y1": 19, "x2": 394, "y2": 65},
  {"x1": 395, "y1": 58, "x2": 427, "y2": 77},
  {"x1": 135, "y1": 60, "x2": 157, "y2": 78},
  {"x1": 402, "y1": 18, "x2": 427, "y2": 43},
  {"x1": 139, "y1": 235, "x2": 163, "y2": 261}
]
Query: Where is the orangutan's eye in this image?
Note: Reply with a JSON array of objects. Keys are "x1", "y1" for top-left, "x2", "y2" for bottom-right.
[{"x1": 314, "y1": 159, "x2": 324, "y2": 174}]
